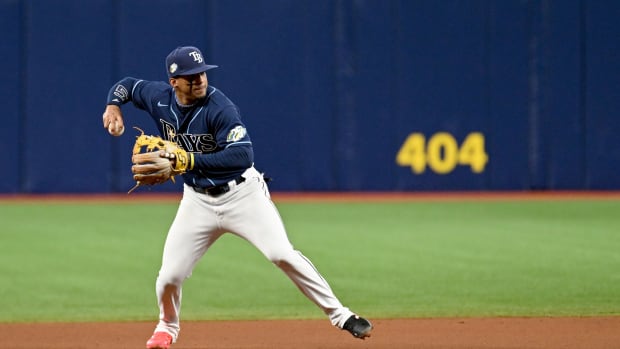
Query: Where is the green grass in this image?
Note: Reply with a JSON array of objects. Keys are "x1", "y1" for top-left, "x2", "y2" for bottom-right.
[{"x1": 0, "y1": 198, "x2": 619, "y2": 323}]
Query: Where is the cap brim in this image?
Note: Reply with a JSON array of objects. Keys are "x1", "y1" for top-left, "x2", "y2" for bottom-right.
[{"x1": 173, "y1": 64, "x2": 218, "y2": 77}]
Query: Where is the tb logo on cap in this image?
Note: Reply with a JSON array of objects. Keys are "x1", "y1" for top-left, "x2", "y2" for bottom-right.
[{"x1": 189, "y1": 51, "x2": 204, "y2": 63}]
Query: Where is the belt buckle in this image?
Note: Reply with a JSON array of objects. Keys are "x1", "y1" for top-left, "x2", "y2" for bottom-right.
[
  {"x1": 192, "y1": 186, "x2": 206, "y2": 194},
  {"x1": 194, "y1": 176, "x2": 245, "y2": 196},
  {"x1": 206, "y1": 184, "x2": 230, "y2": 196}
]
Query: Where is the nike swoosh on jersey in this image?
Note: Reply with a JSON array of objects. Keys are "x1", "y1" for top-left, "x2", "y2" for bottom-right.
[{"x1": 157, "y1": 101, "x2": 169, "y2": 107}]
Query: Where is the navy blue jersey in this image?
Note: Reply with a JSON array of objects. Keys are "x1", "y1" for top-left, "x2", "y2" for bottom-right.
[{"x1": 107, "y1": 77, "x2": 253, "y2": 188}]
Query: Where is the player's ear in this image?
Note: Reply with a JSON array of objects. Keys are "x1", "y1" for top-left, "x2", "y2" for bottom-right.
[{"x1": 169, "y1": 78, "x2": 177, "y2": 88}]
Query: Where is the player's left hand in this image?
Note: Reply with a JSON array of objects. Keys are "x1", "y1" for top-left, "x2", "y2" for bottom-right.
[{"x1": 128, "y1": 127, "x2": 194, "y2": 193}]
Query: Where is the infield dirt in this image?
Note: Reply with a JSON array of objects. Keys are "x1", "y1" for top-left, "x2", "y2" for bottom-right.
[{"x1": 2, "y1": 317, "x2": 620, "y2": 348}]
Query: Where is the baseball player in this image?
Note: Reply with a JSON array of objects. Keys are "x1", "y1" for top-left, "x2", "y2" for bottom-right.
[{"x1": 101, "y1": 46, "x2": 372, "y2": 349}]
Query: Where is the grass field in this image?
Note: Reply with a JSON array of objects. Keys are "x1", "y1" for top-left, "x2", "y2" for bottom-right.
[{"x1": 0, "y1": 195, "x2": 619, "y2": 323}]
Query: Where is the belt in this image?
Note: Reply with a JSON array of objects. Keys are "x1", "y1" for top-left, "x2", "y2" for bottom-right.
[{"x1": 192, "y1": 176, "x2": 246, "y2": 196}]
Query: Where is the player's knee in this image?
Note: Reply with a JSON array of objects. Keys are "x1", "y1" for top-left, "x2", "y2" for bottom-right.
[
  {"x1": 156, "y1": 271, "x2": 185, "y2": 287},
  {"x1": 269, "y1": 250, "x2": 297, "y2": 269},
  {"x1": 272, "y1": 257, "x2": 288, "y2": 268}
]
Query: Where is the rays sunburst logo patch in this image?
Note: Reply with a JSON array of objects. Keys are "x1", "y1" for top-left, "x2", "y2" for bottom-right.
[{"x1": 226, "y1": 125, "x2": 247, "y2": 142}]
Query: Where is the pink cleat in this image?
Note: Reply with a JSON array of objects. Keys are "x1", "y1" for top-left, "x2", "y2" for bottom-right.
[{"x1": 146, "y1": 331, "x2": 173, "y2": 349}]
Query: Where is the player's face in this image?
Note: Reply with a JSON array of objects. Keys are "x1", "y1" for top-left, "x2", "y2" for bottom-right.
[{"x1": 171, "y1": 72, "x2": 208, "y2": 103}]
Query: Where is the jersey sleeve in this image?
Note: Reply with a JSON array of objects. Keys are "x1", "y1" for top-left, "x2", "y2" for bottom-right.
[
  {"x1": 106, "y1": 77, "x2": 139, "y2": 105},
  {"x1": 193, "y1": 145, "x2": 253, "y2": 171},
  {"x1": 106, "y1": 77, "x2": 169, "y2": 112}
]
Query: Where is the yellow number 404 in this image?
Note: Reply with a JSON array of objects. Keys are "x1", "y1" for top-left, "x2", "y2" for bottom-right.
[{"x1": 396, "y1": 132, "x2": 488, "y2": 174}]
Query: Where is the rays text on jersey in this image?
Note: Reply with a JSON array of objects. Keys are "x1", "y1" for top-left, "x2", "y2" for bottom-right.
[{"x1": 161, "y1": 120, "x2": 217, "y2": 153}]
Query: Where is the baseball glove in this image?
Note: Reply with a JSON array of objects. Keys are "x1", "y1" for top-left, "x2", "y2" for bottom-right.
[{"x1": 128, "y1": 127, "x2": 194, "y2": 193}]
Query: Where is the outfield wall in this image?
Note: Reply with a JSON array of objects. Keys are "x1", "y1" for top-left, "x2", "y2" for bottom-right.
[{"x1": 1, "y1": 0, "x2": 618, "y2": 193}]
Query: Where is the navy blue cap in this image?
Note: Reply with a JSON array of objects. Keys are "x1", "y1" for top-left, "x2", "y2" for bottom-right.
[{"x1": 165, "y1": 46, "x2": 218, "y2": 78}]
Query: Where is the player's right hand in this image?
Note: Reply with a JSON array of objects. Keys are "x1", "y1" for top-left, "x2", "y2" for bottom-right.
[{"x1": 103, "y1": 105, "x2": 125, "y2": 136}]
